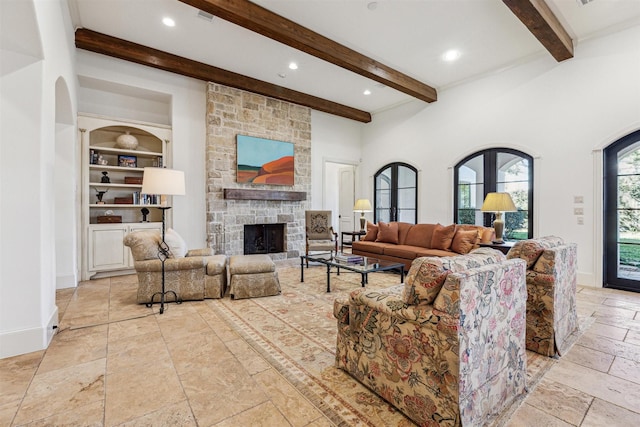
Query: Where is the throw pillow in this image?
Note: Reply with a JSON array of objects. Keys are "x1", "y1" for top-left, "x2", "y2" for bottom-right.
[
  {"x1": 376, "y1": 221, "x2": 399, "y2": 244},
  {"x1": 430, "y1": 223, "x2": 456, "y2": 251},
  {"x1": 506, "y1": 240, "x2": 544, "y2": 268},
  {"x1": 364, "y1": 222, "x2": 378, "y2": 241},
  {"x1": 165, "y1": 228, "x2": 188, "y2": 258},
  {"x1": 402, "y1": 257, "x2": 449, "y2": 305},
  {"x1": 451, "y1": 229, "x2": 480, "y2": 254}
]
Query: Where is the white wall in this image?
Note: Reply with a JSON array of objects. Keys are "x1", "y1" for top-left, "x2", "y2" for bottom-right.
[
  {"x1": 76, "y1": 50, "x2": 208, "y2": 249},
  {"x1": 361, "y1": 25, "x2": 640, "y2": 287},
  {"x1": 0, "y1": 0, "x2": 78, "y2": 358}
]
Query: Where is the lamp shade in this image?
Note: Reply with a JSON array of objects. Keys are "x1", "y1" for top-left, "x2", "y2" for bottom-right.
[
  {"x1": 481, "y1": 192, "x2": 517, "y2": 212},
  {"x1": 353, "y1": 199, "x2": 372, "y2": 212},
  {"x1": 142, "y1": 168, "x2": 185, "y2": 207}
]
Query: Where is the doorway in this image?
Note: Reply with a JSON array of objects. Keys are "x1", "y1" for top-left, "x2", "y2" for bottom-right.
[
  {"x1": 604, "y1": 129, "x2": 640, "y2": 291},
  {"x1": 323, "y1": 161, "x2": 356, "y2": 235}
]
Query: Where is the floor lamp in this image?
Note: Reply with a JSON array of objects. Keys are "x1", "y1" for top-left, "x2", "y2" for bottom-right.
[
  {"x1": 481, "y1": 192, "x2": 517, "y2": 244},
  {"x1": 141, "y1": 167, "x2": 186, "y2": 314}
]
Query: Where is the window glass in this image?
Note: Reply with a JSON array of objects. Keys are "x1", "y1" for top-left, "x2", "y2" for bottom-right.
[{"x1": 374, "y1": 163, "x2": 417, "y2": 224}]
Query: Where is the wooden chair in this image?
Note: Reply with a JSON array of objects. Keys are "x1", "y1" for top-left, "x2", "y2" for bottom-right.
[{"x1": 305, "y1": 210, "x2": 338, "y2": 266}]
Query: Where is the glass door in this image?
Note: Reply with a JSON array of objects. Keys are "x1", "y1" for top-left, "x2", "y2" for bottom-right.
[
  {"x1": 374, "y1": 163, "x2": 417, "y2": 223},
  {"x1": 604, "y1": 130, "x2": 640, "y2": 291}
]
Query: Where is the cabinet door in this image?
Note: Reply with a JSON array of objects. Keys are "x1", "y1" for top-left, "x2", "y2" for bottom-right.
[{"x1": 88, "y1": 226, "x2": 128, "y2": 271}]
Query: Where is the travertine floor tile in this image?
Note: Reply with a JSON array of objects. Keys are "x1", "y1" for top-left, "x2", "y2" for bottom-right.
[
  {"x1": 561, "y1": 344, "x2": 614, "y2": 373},
  {"x1": 13, "y1": 358, "x2": 105, "y2": 425},
  {"x1": 225, "y1": 337, "x2": 272, "y2": 375},
  {"x1": 588, "y1": 322, "x2": 628, "y2": 341},
  {"x1": 0, "y1": 351, "x2": 43, "y2": 404},
  {"x1": 506, "y1": 403, "x2": 574, "y2": 426},
  {"x1": 106, "y1": 330, "x2": 171, "y2": 373},
  {"x1": 581, "y1": 398, "x2": 640, "y2": 427},
  {"x1": 37, "y1": 325, "x2": 108, "y2": 374},
  {"x1": 165, "y1": 330, "x2": 234, "y2": 375},
  {"x1": 523, "y1": 378, "x2": 592, "y2": 425},
  {"x1": 578, "y1": 331, "x2": 640, "y2": 361},
  {"x1": 118, "y1": 400, "x2": 197, "y2": 427},
  {"x1": 608, "y1": 356, "x2": 640, "y2": 385},
  {"x1": 179, "y1": 361, "x2": 268, "y2": 426},
  {"x1": 213, "y1": 401, "x2": 291, "y2": 427},
  {"x1": 106, "y1": 313, "x2": 159, "y2": 341},
  {"x1": 15, "y1": 400, "x2": 104, "y2": 427},
  {"x1": 254, "y1": 368, "x2": 324, "y2": 427},
  {"x1": 104, "y1": 358, "x2": 185, "y2": 426},
  {"x1": 546, "y1": 360, "x2": 640, "y2": 414}
]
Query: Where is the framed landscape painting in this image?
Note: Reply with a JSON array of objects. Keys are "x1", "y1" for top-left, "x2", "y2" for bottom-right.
[{"x1": 236, "y1": 135, "x2": 294, "y2": 185}]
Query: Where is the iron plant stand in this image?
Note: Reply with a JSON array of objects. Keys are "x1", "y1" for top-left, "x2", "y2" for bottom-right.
[{"x1": 146, "y1": 206, "x2": 182, "y2": 314}]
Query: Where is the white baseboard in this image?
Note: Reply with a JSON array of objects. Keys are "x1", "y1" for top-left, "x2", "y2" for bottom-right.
[
  {"x1": 0, "y1": 306, "x2": 59, "y2": 359},
  {"x1": 56, "y1": 274, "x2": 77, "y2": 289},
  {"x1": 578, "y1": 271, "x2": 599, "y2": 288}
]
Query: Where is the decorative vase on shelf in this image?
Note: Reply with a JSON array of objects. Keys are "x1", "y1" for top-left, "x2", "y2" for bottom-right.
[{"x1": 115, "y1": 131, "x2": 138, "y2": 150}]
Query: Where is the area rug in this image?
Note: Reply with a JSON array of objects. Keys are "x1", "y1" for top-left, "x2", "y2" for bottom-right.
[{"x1": 209, "y1": 264, "x2": 593, "y2": 427}]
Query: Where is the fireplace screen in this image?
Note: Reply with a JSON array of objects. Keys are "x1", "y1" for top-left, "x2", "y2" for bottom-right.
[{"x1": 244, "y1": 223, "x2": 285, "y2": 255}]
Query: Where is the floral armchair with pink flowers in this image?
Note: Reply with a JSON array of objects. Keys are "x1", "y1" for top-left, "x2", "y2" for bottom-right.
[
  {"x1": 334, "y1": 248, "x2": 528, "y2": 427},
  {"x1": 506, "y1": 236, "x2": 578, "y2": 356}
]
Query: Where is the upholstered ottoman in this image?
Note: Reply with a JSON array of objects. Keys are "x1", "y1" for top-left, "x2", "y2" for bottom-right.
[{"x1": 228, "y1": 255, "x2": 281, "y2": 299}]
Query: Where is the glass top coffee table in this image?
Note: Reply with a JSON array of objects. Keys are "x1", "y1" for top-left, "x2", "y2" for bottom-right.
[{"x1": 300, "y1": 253, "x2": 405, "y2": 292}]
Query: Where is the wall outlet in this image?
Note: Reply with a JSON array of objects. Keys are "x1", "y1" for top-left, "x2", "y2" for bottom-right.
[
  {"x1": 574, "y1": 207, "x2": 584, "y2": 215},
  {"x1": 574, "y1": 195, "x2": 584, "y2": 204}
]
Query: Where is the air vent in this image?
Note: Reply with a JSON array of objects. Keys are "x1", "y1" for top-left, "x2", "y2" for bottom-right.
[
  {"x1": 197, "y1": 10, "x2": 214, "y2": 22},
  {"x1": 576, "y1": 0, "x2": 595, "y2": 6}
]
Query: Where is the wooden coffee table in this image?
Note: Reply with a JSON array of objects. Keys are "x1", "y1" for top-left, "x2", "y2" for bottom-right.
[{"x1": 300, "y1": 253, "x2": 404, "y2": 292}]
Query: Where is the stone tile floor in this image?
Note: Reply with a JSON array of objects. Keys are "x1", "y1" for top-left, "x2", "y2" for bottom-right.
[{"x1": 1, "y1": 270, "x2": 640, "y2": 426}]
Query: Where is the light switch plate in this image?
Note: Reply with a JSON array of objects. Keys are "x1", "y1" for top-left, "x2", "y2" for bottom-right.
[
  {"x1": 574, "y1": 196, "x2": 584, "y2": 204},
  {"x1": 574, "y1": 207, "x2": 584, "y2": 215}
]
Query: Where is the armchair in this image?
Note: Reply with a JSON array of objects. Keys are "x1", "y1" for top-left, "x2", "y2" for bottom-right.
[
  {"x1": 305, "y1": 210, "x2": 338, "y2": 266},
  {"x1": 334, "y1": 249, "x2": 528, "y2": 426},
  {"x1": 123, "y1": 229, "x2": 227, "y2": 303},
  {"x1": 507, "y1": 236, "x2": 578, "y2": 356}
]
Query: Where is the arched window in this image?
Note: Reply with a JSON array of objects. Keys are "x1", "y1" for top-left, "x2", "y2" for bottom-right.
[
  {"x1": 374, "y1": 162, "x2": 417, "y2": 223},
  {"x1": 604, "y1": 129, "x2": 640, "y2": 291},
  {"x1": 454, "y1": 148, "x2": 533, "y2": 240}
]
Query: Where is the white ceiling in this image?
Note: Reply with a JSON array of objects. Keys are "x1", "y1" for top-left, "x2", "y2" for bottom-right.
[{"x1": 69, "y1": 0, "x2": 640, "y2": 114}]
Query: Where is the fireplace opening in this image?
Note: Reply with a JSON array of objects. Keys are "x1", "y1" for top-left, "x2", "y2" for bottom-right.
[{"x1": 244, "y1": 223, "x2": 285, "y2": 255}]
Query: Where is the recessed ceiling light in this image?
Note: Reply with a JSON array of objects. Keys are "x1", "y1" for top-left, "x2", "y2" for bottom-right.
[
  {"x1": 162, "y1": 17, "x2": 176, "y2": 27},
  {"x1": 288, "y1": 62, "x2": 298, "y2": 70},
  {"x1": 363, "y1": 89, "x2": 372, "y2": 95},
  {"x1": 442, "y1": 49, "x2": 461, "y2": 62}
]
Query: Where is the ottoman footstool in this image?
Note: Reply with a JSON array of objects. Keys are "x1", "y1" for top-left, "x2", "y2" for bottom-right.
[{"x1": 229, "y1": 254, "x2": 281, "y2": 299}]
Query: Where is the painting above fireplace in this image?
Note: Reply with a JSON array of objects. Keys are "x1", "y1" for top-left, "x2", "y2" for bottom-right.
[{"x1": 236, "y1": 135, "x2": 294, "y2": 185}]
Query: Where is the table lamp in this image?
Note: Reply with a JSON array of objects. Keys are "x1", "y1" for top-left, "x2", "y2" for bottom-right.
[
  {"x1": 353, "y1": 199, "x2": 372, "y2": 232},
  {"x1": 141, "y1": 167, "x2": 186, "y2": 314},
  {"x1": 481, "y1": 192, "x2": 517, "y2": 243}
]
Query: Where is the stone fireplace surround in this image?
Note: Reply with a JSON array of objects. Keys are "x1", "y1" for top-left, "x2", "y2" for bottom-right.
[{"x1": 205, "y1": 83, "x2": 311, "y2": 260}]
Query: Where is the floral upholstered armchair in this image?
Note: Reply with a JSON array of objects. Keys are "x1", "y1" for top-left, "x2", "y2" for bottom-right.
[
  {"x1": 506, "y1": 236, "x2": 578, "y2": 356},
  {"x1": 123, "y1": 229, "x2": 227, "y2": 303},
  {"x1": 334, "y1": 249, "x2": 528, "y2": 426}
]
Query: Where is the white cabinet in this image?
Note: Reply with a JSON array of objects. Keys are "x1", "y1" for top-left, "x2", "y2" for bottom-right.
[
  {"x1": 88, "y1": 223, "x2": 162, "y2": 273},
  {"x1": 79, "y1": 114, "x2": 171, "y2": 279}
]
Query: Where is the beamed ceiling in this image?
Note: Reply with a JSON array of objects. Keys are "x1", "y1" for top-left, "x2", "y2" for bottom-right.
[{"x1": 70, "y1": 0, "x2": 640, "y2": 123}]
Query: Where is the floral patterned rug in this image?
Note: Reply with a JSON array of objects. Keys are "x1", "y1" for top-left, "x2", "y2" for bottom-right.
[{"x1": 209, "y1": 264, "x2": 591, "y2": 426}]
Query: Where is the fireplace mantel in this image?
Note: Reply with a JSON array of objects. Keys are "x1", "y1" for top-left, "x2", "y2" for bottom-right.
[{"x1": 223, "y1": 188, "x2": 307, "y2": 201}]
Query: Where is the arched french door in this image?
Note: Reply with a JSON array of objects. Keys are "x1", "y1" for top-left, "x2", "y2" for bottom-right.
[
  {"x1": 604, "y1": 130, "x2": 640, "y2": 291},
  {"x1": 374, "y1": 162, "x2": 417, "y2": 223}
]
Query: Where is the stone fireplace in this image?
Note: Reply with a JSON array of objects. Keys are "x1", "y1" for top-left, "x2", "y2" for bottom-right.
[{"x1": 205, "y1": 83, "x2": 311, "y2": 259}]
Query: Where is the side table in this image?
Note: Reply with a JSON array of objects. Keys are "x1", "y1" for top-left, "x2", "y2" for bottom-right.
[
  {"x1": 341, "y1": 231, "x2": 366, "y2": 251},
  {"x1": 478, "y1": 241, "x2": 515, "y2": 255}
]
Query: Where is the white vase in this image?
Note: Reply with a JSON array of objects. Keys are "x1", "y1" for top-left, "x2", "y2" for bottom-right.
[{"x1": 116, "y1": 131, "x2": 138, "y2": 150}]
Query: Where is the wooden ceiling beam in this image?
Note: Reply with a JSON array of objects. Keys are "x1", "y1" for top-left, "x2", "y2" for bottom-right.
[
  {"x1": 75, "y1": 28, "x2": 371, "y2": 123},
  {"x1": 502, "y1": 0, "x2": 573, "y2": 62},
  {"x1": 179, "y1": 0, "x2": 438, "y2": 103}
]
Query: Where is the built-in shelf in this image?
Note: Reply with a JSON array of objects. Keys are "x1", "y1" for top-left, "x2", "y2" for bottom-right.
[{"x1": 223, "y1": 188, "x2": 307, "y2": 201}]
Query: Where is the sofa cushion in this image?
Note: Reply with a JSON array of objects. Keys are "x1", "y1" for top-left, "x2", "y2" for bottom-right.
[
  {"x1": 376, "y1": 221, "x2": 399, "y2": 244},
  {"x1": 351, "y1": 240, "x2": 386, "y2": 255},
  {"x1": 384, "y1": 245, "x2": 420, "y2": 259},
  {"x1": 403, "y1": 223, "x2": 437, "y2": 248},
  {"x1": 403, "y1": 257, "x2": 450, "y2": 305},
  {"x1": 414, "y1": 248, "x2": 458, "y2": 258},
  {"x1": 451, "y1": 228, "x2": 480, "y2": 254},
  {"x1": 363, "y1": 222, "x2": 378, "y2": 241},
  {"x1": 507, "y1": 240, "x2": 545, "y2": 268},
  {"x1": 430, "y1": 224, "x2": 456, "y2": 251},
  {"x1": 165, "y1": 228, "x2": 188, "y2": 258},
  {"x1": 123, "y1": 230, "x2": 161, "y2": 261},
  {"x1": 397, "y1": 222, "x2": 414, "y2": 245}
]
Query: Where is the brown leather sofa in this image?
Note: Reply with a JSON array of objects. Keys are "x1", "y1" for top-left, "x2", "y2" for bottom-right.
[{"x1": 351, "y1": 221, "x2": 494, "y2": 269}]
